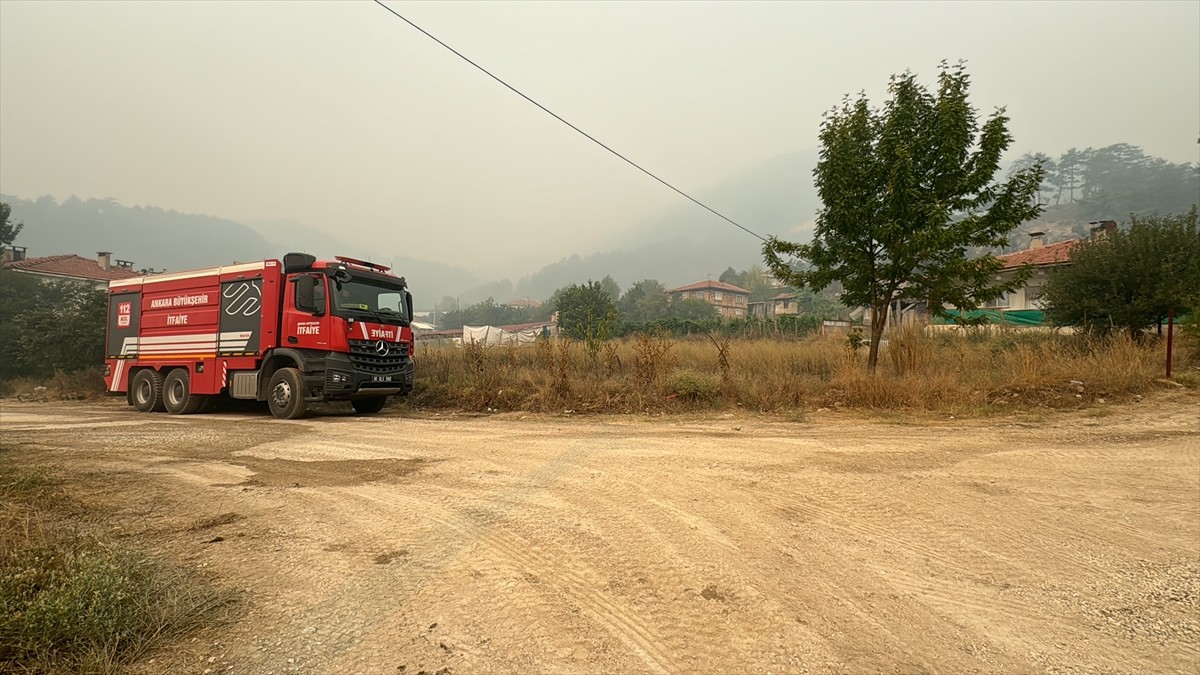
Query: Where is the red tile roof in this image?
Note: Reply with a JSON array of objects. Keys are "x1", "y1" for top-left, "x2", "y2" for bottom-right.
[
  {"x1": 995, "y1": 240, "x2": 1078, "y2": 269},
  {"x1": 667, "y1": 280, "x2": 750, "y2": 294},
  {"x1": 2, "y1": 254, "x2": 142, "y2": 282}
]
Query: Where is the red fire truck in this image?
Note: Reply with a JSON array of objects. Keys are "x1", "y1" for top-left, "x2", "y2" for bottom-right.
[{"x1": 104, "y1": 253, "x2": 414, "y2": 419}]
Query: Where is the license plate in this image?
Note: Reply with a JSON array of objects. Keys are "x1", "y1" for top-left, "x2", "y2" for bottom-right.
[{"x1": 371, "y1": 375, "x2": 392, "y2": 382}]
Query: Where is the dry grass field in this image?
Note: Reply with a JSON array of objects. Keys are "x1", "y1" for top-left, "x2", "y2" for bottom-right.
[{"x1": 410, "y1": 329, "x2": 1196, "y2": 413}]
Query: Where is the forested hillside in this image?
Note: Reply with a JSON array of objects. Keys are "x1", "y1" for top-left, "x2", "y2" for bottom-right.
[
  {"x1": 1, "y1": 195, "x2": 274, "y2": 272},
  {"x1": 1003, "y1": 144, "x2": 1198, "y2": 248}
]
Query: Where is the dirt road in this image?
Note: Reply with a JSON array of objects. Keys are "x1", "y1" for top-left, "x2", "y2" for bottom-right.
[{"x1": 2, "y1": 397, "x2": 1198, "y2": 674}]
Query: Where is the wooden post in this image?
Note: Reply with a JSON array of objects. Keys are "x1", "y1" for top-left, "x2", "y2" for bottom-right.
[{"x1": 1165, "y1": 308, "x2": 1175, "y2": 379}]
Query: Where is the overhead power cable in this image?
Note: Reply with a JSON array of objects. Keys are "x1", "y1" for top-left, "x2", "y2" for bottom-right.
[{"x1": 371, "y1": 0, "x2": 767, "y2": 243}]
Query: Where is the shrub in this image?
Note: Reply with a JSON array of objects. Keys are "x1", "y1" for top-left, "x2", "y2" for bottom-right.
[
  {"x1": 665, "y1": 369, "x2": 720, "y2": 403},
  {"x1": 0, "y1": 465, "x2": 236, "y2": 673}
]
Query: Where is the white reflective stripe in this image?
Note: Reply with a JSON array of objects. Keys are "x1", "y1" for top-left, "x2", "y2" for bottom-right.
[
  {"x1": 138, "y1": 333, "x2": 219, "y2": 344},
  {"x1": 217, "y1": 331, "x2": 252, "y2": 351},
  {"x1": 360, "y1": 322, "x2": 369, "y2": 340},
  {"x1": 138, "y1": 344, "x2": 217, "y2": 352},
  {"x1": 109, "y1": 337, "x2": 137, "y2": 392},
  {"x1": 110, "y1": 361, "x2": 125, "y2": 391},
  {"x1": 109, "y1": 261, "x2": 268, "y2": 289}
]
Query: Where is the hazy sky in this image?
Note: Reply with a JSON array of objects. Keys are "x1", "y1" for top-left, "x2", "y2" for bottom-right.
[{"x1": 2, "y1": 1, "x2": 1197, "y2": 274}]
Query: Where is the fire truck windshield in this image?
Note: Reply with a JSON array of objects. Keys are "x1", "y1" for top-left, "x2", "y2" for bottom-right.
[{"x1": 331, "y1": 278, "x2": 409, "y2": 323}]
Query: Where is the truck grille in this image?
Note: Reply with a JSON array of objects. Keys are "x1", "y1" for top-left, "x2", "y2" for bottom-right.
[{"x1": 348, "y1": 340, "x2": 408, "y2": 374}]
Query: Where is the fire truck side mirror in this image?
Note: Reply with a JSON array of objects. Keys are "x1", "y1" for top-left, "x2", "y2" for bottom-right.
[
  {"x1": 405, "y1": 291, "x2": 413, "y2": 322},
  {"x1": 293, "y1": 274, "x2": 325, "y2": 316}
]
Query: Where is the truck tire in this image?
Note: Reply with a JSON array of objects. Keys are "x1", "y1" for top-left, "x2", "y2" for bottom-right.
[
  {"x1": 351, "y1": 397, "x2": 387, "y2": 414},
  {"x1": 267, "y1": 367, "x2": 307, "y2": 419},
  {"x1": 131, "y1": 369, "x2": 166, "y2": 413},
  {"x1": 163, "y1": 368, "x2": 208, "y2": 415}
]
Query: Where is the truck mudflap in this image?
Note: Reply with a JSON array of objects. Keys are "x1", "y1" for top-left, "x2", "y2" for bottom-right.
[{"x1": 302, "y1": 350, "x2": 414, "y2": 402}]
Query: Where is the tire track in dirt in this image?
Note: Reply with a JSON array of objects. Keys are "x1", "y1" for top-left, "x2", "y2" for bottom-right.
[
  {"x1": 360, "y1": 488, "x2": 678, "y2": 673},
  {"x1": 733, "y1": 467, "x2": 1109, "y2": 670},
  {"x1": 755, "y1": 472, "x2": 1136, "y2": 584},
  {"x1": 231, "y1": 438, "x2": 681, "y2": 673},
  {"x1": 555, "y1": 462, "x2": 842, "y2": 671},
  {"x1": 149, "y1": 426, "x2": 602, "y2": 673}
]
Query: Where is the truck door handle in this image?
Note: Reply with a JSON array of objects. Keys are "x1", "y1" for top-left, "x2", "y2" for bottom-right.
[{"x1": 288, "y1": 336, "x2": 298, "y2": 344}]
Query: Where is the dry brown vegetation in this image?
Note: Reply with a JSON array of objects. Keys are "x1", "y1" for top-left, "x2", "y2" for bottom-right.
[
  {"x1": 1, "y1": 329, "x2": 1194, "y2": 416},
  {"x1": 410, "y1": 328, "x2": 1197, "y2": 414},
  {"x1": 0, "y1": 367, "x2": 107, "y2": 401}
]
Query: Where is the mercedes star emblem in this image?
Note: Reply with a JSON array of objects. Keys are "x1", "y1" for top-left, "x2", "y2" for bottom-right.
[{"x1": 374, "y1": 339, "x2": 390, "y2": 356}]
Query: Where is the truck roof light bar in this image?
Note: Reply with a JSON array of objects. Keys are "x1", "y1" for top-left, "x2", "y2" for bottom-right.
[{"x1": 334, "y1": 255, "x2": 391, "y2": 273}]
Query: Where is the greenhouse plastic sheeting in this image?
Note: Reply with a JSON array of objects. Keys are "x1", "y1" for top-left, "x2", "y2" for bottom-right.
[
  {"x1": 932, "y1": 309, "x2": 1048, "y2": 326},
  {"x1": 462, "y1": 325, "x2": 542, "y2": 347}
]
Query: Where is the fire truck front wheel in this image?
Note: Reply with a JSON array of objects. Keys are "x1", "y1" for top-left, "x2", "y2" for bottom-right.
[
  {"x1": 131, "y1": 369, "x2": 166, "y2": 413},
  {"x1": 268, "y1": 367, "x2": 307, "y2": 420},
  {"x1": 164, "y1": 368, "x2": 208, "y2": 415}
]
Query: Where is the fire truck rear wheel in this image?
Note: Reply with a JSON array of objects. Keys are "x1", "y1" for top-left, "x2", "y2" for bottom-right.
[
  {"x1": 164, "y1": 368, "x2": 208, "y2": 415},
  {"x1": 351, "y1": 397, "x2": 388, "y2": 414},
  {"x1": 268, "y1": 367, "x2": 307, "y2": 419},
  {"x1": 131, "y1": 369, "x2": 166, "y2": 413}
]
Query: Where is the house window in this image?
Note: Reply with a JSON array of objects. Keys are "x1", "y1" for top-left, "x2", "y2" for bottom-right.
[
  {"x1": 714, "y1": 292, "x2": 723, "y2": 302},
  {"x1": 983, "y1": 292, "x2": 1012, "y2": 309},
  {"x1": 1026, "y1": 286, "x2": 1045, "y2": 306}
]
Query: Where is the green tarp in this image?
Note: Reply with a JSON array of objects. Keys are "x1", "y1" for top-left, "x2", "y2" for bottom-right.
[{"x1": 932, "y1": 309, "x2": 1048, "y2": 326}]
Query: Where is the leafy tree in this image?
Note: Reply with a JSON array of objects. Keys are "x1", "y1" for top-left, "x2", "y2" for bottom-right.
[
  {"x1": 1054, "y1": 147, "x2": 1088, "y2": 204},
  {"x1": 0, "y1": 270, "x2": 108, "y2": 378},
  {"x1": 763, "y1": 63, "x2": 1044, "y2": 372},
  {"x1": 555, "y1": 281, "x2": 620, "y2": 345},
  {"x1": 1075, "y1": 144, "x2": 1199, "y2": 217},
  {"x1": 1008, "y1": 152, "x2": 1056, "y2": 206},
  {"x1": 619, "y1": 279, "x2": 669, "y2": 323},
  {"x1": 1043, "y1": 207, "x2": 1200, "y2": 337},
  {"x1": 718, "y1": 267, "x2": 742, "y2": 286},
  {"x1": 739, "y1": 265, "x2": 774, "y2": 302},
  {"x1": 0, "y1": 201, "x2": 22, "y2": 247},
  {"x1": 437, "y1": 297, "x2": 536, "y2": 330},
  {"x1": 667, "y1": 298, "x2": 719, "y2": 321},
  {"x1": 598, "y1": 275, "x2": 621, "y2": 303},
  {"x1": 791, "y1": 287, "x2": 845, "y2": 318},
  {"x1": 717, "y1": 265, "x2": 773, "y2": 302}
]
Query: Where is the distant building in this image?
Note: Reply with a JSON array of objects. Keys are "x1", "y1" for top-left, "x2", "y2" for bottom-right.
[
  {"x1": 666, "y1": 280, "x2": 750, "y2": 318},
  {"x1": 504, "y1": 298, "x2": 542, "y2": 310},
  {"x1": 1, "y1": 248, "x2": 141, "y2": 289},
  {"x1": 926, "y1": 221, "x2": 1115, "y2": 324},
  {"x1": 749, "y1": 291, "x2": 799, "y2": 318},
  {"x1": 985, "y1": 225, "x2": 1113, "y2": 311}
]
